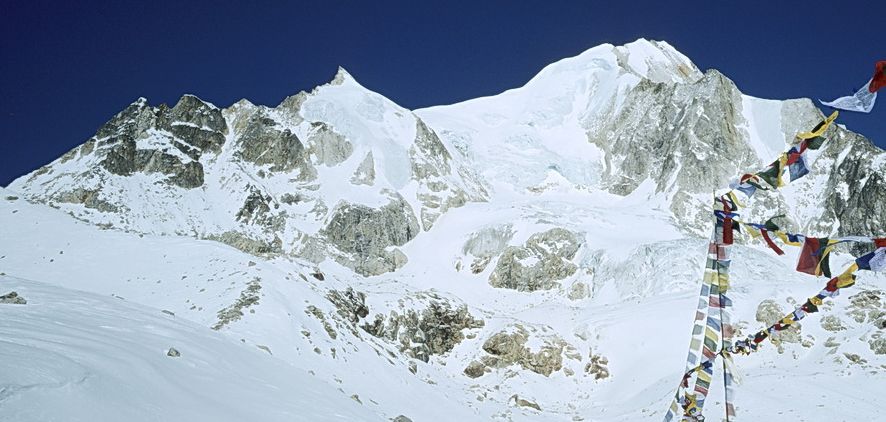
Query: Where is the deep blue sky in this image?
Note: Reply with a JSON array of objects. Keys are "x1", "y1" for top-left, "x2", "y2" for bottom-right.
[{"x1": 2, "y1": 1, "x2": 883, "y2": 186}]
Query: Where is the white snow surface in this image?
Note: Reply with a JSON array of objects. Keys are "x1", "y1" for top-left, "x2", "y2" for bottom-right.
[{"x1": 0, "y1": 276, "x2": 378, "y2": 422}]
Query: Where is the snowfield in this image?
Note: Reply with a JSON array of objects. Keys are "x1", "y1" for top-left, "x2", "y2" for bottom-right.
[{"x1": 0, "y1": 276, "x2": 379, "y2": 422}]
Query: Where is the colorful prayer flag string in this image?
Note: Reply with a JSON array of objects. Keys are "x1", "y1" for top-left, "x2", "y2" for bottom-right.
[{"x1": 664, "y1": 110, "x2": 885, "y2": 421}]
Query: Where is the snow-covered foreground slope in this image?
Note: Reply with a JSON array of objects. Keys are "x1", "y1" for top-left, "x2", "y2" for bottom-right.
[{"x1": 0, "y1": 277, "x2": 380, "y2": 422}]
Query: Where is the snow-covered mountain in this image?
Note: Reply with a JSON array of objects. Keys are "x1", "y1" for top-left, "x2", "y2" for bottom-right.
[{"x1": 2, "y1": 39, "x2": 885, "y2": 421}]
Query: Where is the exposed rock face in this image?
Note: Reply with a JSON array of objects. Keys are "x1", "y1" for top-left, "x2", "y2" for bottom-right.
[
  {"x1": 410, "y1": 119, "x2": 471, "y2": 230},
  {"x1": 820, "y1": 314, "x2": 847, "y2": 332},
  {"x1": 98, "y1": 95, "x2": 226, "y2": 188},
  {"x1": 585, "y1": 354, "x2": 610, "y2": 380},
  {"x1": 159, "y1": 95, "x2": 228, "y2": 155},
  {"x1": 307, "y1": 122, "x2": 353, "y2": 166},
  {"x1": 235, "y1": 111, "x2": 316, "y2": 177},
  {"x1": 236, "y1": 187, "x2": 272, "y2": 224},
  {"x1": 489, "y1": 228, "x2": 581, "y2": 292},
  {"x1": 325, "y1": 288, "x2": 484, "y2": 362},
  {"x1": 870, "y1": 333, "x2": 886, "y2": 355},
  {"x1": 235, "y1": 185, "x2": 283, "y2": 231},
  {"x1": 355, "y1": 295, "x2": 484, "y2": 363},
  {"x1": 327, "y1": 288, "x2": 369, "y2": 323},
  {"x1": 0, "y1": 291, "x2": 27, "y2": 305},
  {"x1": 351, "y1": 152, "x2": 376, "y2": 185},
  {"x1": 53, "y1": 188, "x2": 123, "y2": 213},
  {"x1": 138, "y1": 150, "x2": 205, "y2": 188},
  {"x1": 468, "y1": 324, "x2": 583, "y2": 377},
  {"x1": 756, "y1": 299, "x2": 801, "y2": 351},
  {"x1": 322, "y1": 195, "x2": 420, "y2": 276},
  {"x1": 810, "y1": 132, "x2": 886, "y2": 251},
  {"x1": 275, "y1": 92, "x2": 307, "y2": 126},
  {"x1": 205, "y1": 231, "x2": 282, "y2": 255},
  {"x1": 587, "y1": 70, "x2": 759, "y2": 233},
  {"x1": 306, "y1": 305, "x2": 338, "y2": 339}
]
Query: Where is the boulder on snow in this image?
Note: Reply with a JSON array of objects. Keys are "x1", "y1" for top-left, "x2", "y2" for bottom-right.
[
  {"x1": 167, "y1": 347, "x2": 181, "y2": 357},
  {"x1": 0, "y1": 291, "x2": 26, "y2": 305},
  {"x1": 509, "y1": 394, "x2": 542, "y2": 411},
  {"x1": 463, "y1": 360, "x2": 487, "y2": 378}
]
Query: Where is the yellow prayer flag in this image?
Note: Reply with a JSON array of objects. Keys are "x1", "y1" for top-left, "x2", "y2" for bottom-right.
[{"x1": 796, "y1": 111, "x2": 839, "y2": 140}]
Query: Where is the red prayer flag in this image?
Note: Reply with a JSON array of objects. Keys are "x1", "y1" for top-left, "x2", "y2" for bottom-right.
[
  {"x1": 869, "y1": 61, "x2": 886, "y2": 93},
  {"x1": 797, "y1": 237, "x2": 825, "y2": 275}
]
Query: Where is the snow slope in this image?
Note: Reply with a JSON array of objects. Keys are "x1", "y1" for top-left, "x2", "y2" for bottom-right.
[{"x1": 0, "y1": 276, "x2": 379, "y2": 422}]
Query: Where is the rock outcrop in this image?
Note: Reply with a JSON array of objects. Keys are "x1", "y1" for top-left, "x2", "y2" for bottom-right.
[
  {"x1": 98, "y1": 95, "x2": 226, "y2": 188},
  {"x1": 756, "y1": 299, "x2": 801, "y2": 352},
  {"x1": 213, "y1": 278, "x2": 262, "y2": 330},
  {"x1": 325, "y1": 288, "x2": 485, "y2": 362},
  {"x1": 847, "y1": 289, "x2": 886, "y2": 329},
  {"x1": 0, "y1": 291, "x2": 26, "y2": 305},
  {"x1": 307, "y1": 122, "x2": 353, "y2": 167},
  {"x1": 489, "y1": 228, "x2": 581, "y2": 292},
  {"x1": 410, "y1": 119, "x2": 473, "y2": 230},
  {"x1": 235, "y1": 111, "x2": 315, "y2": 178},
  {"x1": 361, "y1": 300, "x2": 484, "y2": 362},
  {"x1": 322, "y1": 195, "x2": 419, "y2": 276},
  {"x1": 466, "y1": 324, "x2": 584, "y2": 377}
]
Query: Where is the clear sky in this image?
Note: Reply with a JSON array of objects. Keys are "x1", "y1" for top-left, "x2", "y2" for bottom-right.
[{"x1": 1, "y1": 1, "x2": 883, "y2": 186}]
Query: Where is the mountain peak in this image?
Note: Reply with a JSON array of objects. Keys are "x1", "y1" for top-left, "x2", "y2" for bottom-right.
[
  {"x1": 173, "y1": 94, "x2": 219, "y2": 110},
  {"x1": 331, "y1": 66, "x2": 356, "y2": 86},
  {"x1": 613, "y1": 38, "x2": 702, "y2": 83}
]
